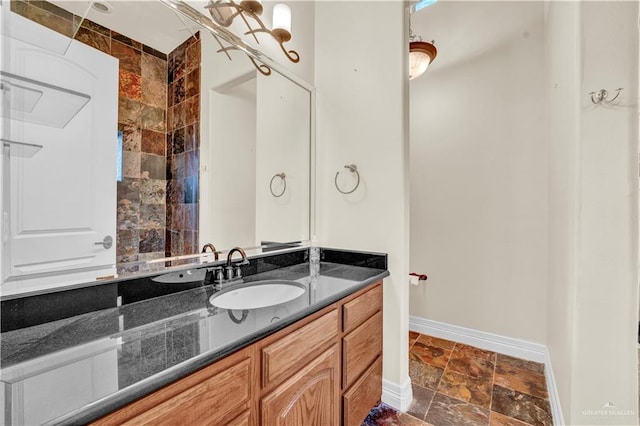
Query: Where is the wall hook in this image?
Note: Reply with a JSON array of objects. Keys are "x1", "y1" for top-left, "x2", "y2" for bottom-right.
[
  {"x1": 335, "y1": 164, "x2": 360, "y2": 194},
  {"x1": 589, "y1": 88, "x2": 623, "y2": 104}
]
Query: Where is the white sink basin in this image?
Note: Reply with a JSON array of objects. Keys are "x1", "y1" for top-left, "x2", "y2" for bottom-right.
[{"x1": 209, "y1": 280, "x2": 306, "y2": 310}]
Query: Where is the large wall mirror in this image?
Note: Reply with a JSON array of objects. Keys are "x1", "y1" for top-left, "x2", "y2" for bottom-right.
[{"x1": 0, "y1": 0, "x2": 314, "y2": 296}]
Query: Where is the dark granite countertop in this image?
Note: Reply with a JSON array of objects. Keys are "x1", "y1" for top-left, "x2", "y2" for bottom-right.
[{"x1": 0, "y1": 258, "x2": 388, "y2": 425}]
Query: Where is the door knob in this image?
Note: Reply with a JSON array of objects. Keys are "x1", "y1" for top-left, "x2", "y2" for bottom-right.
[{"x1": 94, "y1": 235, "x2": 113, "y2": 249}]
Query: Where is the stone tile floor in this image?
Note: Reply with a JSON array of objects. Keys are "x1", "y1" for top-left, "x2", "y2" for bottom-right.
[{"x1": 363, "y1": 332, "x2": 553, "y2": 426}]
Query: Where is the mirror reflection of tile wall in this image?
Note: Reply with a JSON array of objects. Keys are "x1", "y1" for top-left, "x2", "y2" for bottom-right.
[{"x1": 11, "y1": 1, "x2": 201, "y2": 274}]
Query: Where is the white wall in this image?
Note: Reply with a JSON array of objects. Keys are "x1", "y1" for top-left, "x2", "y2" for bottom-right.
[
  {"x1": 209, "y1": 76, "x2": 257, "y2": 249},
  {"x1": 547, "y1": 1, "x2": 639, "y2": 424},
  {"x1": 315, "y1": 1, "x2": 411, "y2": 407},
  {"x1": 255, "y1": 72, "x2": 310, "y2": 245},
  {"x1": 409, "y1": 1, "x2": 548, "y2": 344}
]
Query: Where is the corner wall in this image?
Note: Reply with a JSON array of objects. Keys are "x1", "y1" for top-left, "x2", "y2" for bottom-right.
[
  {"x1": 314, "y1": 1, "x2": 411, "y2": 406},
  {"x1": 546, "y1": 1, "x2": 639, "y2": 424},
  {"x1": 408, "y1": 1, "x2": 548, "y2": 344}
]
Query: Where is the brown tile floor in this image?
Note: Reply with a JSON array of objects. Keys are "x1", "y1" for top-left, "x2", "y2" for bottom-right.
[{"x1": 363, "y1": 332, "x2": 553, "y2": 426}]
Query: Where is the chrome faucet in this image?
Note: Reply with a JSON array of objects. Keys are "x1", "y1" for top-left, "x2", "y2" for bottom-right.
[
  {"x1": 226, "y1": 247, "x2": 249, "y2": 280},
  {"x1": 201, "y1": 243, "x2": 219, "y2": 261},
  {"x1": 205, "y1": 246, "x2": 249, "y2": 288}
]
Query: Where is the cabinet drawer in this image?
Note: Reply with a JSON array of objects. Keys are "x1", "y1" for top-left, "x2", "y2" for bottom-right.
[
  {"x1": 342, "y1": 284, "x2": 382, "y2": 333},
  {"x1": 343, "y1": 311, "x2": 382, "y2": 389},
  {"x1": 92, "y1": 354, "x2": 252, "y2": 426},
  {"x1": 262, "y1": 309, "x2": 338, "y2": 388},
  {"x1": 343, "y1": 356, "x2": 382, "y2": 426}
]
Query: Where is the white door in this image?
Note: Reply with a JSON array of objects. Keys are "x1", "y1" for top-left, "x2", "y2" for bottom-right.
[{"x1": 2, "y1": 15, "x2": 118, "y2": 295}]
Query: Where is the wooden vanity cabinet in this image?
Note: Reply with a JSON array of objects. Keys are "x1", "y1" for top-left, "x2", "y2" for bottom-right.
[{"x1": 90, "y1": 281, "x2": 383, "y2": 426}]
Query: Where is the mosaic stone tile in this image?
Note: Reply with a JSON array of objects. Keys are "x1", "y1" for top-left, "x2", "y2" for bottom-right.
[
  {"x1": 425, "y1": 393, "x2": 490, "y2": 426},
  {"x1": 363, "y1": 403, "x2": 432, "y2": 426},
  {"x1": 489, "y1": 411, "x2": 531, "y2": 426},
  {"x1": 409, "y1": 331, "x2": 420, "y2": 349},
  {"x1": 142, "y1": 53, "x2": 167, "y2": 109},
  {"x1": 116, "y1": 254, "x2": 139, "y2": 265},
  {"x1": 491, "y1": 385, "x2": 552, "y2": 426},
  {"x1": 122, "y1": 151, "x2": 140, "y2": 178},
  {"x1": 171, "y1": 105, "x2": 186, "y2": 130},
  {"x1": 437, "y1": 369, "x2": 493, "y2": 409},
  {"x1": 111, "y1": 40, "x2": 142, "y2": 75},
  {"x1": 11, "y1": 1, "x2": 74, "y2": 37},
  {"x1": 143, "y1": 44, "x2": 167, "y2": 61},
  {"x1": 185, "y1": 95, "x2": 199, "y2": 126},
  {"x1": 119, "y1": 124, "x2": 141, "y2": 152},
  {"x1": 117, "y1": 262, "x2": 140, "y2": 274},
  {"x1": 410, "y1": 340, "x2": 452, "y2": 369},
  {"x1": 29, "y1": 1, "x2": 74, "y2": 21},
  {"x1": 139, "y1": 204, "x2": 166, "y2": 229},
  {"x1": 186, "y1": 40, "x2": 201, "y2": 72},
  {"x1": 406, "y1": 384, "x2": 435, "y2": 421},
  {"x1": 183, "y1": 230, "x2": 198, "y2": 254},
  {"x1": 496, "y1": 354, "x2": 544, "y2": 375},
  {"x1": 73, "y1": 27, "x2": 110, "y2": 54},
  {"x1": 170, "y1": 152, "x2": 186, "y2": 180},
  {"x1": 141, "y1": 104, "x2": 166, "y2": 132},
  {"x1": 418, "y1": 335, "x2": 456, "y2": 351},
  {"x1": 172, "y1": 77, "x2": 186, "y2": 106},
  {"x1": 185, "y1": 123, "x2": 199, "y2": 152},
  {"x1": 141, "y1": 129, "x2": 165, "y2": 156},
  {"x1": 409, "y1": 359, "x2": 443, "y2": 391},
  {"x1": 447, "y1": 350, "x2": 495, "y2": 381},
  {"x1": 186, "y1": 150, "x2": 199, "y2": 177},
  {"x1": 495, "y1": 356, "x2": 548, "y2": 399},
  {"x1": 117, "y1": 178, "x2": 140, "y2": 202},
  {"x1": 186, "y1": 69, "x2": 200, "y2": 98},
  {"x1": 140, "y1": 179, "x2": 166, "y2": 205},
  {"x1": 118, "y1": 98, "x2": 142, "y2": 126},
  {"x1": 183, "y1": 176, "x2": 198, "y2": 204},
  {"x1": 166, "y1": 107, "x2": 174, "y2": 132},
  {"x1": 79, "y1": 18, "x2": 110, "y2": 37},
  {"x1": 111, "y1": 30, "x2": 142, "y2": 50},
  {"x1": 166, "y1": 179, "x2": 184, "y2": 206},
  {"x1": 451, "y1": 343, "x2": 497, "y2": 363},
  {"x1": 172, "y1": 128, "x2": 185, "y2": 155},
  {"x1": 140, "y1": 154, "x2": 166, "y2": 180},
  {"x1": 139, "y1": 229, "x2": 165, "y2": 253},
  {"x1": 119, "y1": 69, "x2": 142, "y2": 101},
  {"x1": 117, "y1": 198, "x2": 139, "y2": 230},
  {"x1": 169, "y1": 42, "x2": 187, "y2": 83},
  {"x1": 116, "y1": 229, "x2": 139, "y2": 257}
]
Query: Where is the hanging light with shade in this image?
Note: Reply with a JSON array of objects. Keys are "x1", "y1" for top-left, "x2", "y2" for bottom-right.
[{"x1": 409, "y1": 0, "x2": 437, "y2": 80}]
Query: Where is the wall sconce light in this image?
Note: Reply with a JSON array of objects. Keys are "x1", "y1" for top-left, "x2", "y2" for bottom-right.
[
  {"x1": 205, "y1": 0, "x2": 299, "y2": 75},
  {"x1": 409, "y1": 34, "x2": 437, "y2": 80}
]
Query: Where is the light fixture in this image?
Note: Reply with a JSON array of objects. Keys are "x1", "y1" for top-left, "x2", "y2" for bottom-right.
[
  {"x1": 204, "y1": 0, "x2": 299, "y2": 75},
  {"x1": 409, "y1": 36, "x2": 437, "y2": 80}
]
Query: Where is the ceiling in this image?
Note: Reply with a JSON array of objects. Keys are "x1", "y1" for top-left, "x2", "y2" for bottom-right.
[{"x1": 412, "y1": 0, "x2": 545, "y2": 73}]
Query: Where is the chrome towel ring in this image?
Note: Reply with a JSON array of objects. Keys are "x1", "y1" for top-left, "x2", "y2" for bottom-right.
[
  {"x1": 335, "y1": 164, "x2": 360, "y2": 194},
  {"x1": 270, "y1": 172, "x2": 287, "y2": 197}
]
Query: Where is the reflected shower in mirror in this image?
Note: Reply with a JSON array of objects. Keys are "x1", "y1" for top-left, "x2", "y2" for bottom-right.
[{"x1": 1, "y1": 0, "x2": 312, "y2": 296}]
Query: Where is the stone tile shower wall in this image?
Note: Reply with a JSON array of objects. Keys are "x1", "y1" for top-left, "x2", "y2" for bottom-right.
[
  {"x1": 11, "y1": 1, "x2": 200, "y2": 273},
  {"x1": 166, "y1": 36, "x2": 201, "y2": 260}
]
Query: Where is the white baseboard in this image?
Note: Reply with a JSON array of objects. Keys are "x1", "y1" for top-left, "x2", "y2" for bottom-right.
[
  {"x1": 409, "y1": 316, "x2": 564, "y2": 425},
  {"x1": 382, "y1": 376, "x2": 413, "y2": 412},
  {"x1": 543, "y1": 347, "x2": 565, "y2": 426}
]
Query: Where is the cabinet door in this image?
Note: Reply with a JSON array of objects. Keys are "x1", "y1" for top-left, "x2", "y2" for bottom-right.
[{"x1": 261, "y1": 344, "x2": 340, "y2": 426}]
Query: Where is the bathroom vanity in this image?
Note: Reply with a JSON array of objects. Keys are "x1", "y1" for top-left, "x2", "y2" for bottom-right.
[{"x1": 0, "y1": 247, "x2": 388, "y2": 425}]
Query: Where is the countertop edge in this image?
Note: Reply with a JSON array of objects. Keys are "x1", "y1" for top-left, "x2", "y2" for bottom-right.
[{"x1": 50, "y1": 270, "x2": 390, "y2": 426}]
